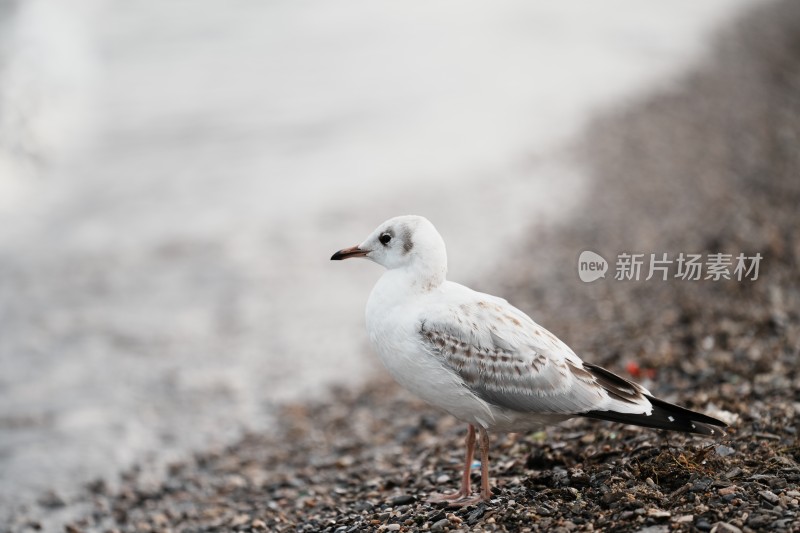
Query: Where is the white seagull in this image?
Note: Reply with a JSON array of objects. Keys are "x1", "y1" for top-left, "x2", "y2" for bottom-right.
[{"x1": 331, "y1": 215, "x2": 726, "y2": 506}]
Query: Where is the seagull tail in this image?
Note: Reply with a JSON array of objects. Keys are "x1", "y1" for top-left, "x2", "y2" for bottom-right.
[{"x1": 582, "y1": 395, "x2": 728, "y2": 437}]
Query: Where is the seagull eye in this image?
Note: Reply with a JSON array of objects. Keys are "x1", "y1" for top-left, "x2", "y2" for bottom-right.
[{"x1": 379, "y1": 233, "x2": 392, "y2": 245}]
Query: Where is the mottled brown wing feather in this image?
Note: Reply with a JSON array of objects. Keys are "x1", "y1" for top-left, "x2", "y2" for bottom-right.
[{"x1": 418, "y1": 301, "x2": 613, "y2": 414}]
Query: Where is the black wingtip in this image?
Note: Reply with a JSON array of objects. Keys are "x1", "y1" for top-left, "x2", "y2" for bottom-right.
[{"x1": 583, "y1": 395, "x2": 728, "y2": 436}]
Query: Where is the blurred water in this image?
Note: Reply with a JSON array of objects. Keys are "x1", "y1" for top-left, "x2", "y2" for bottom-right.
[{"x1": 0, "y1": 0, "x2": 755, "y2": 527}]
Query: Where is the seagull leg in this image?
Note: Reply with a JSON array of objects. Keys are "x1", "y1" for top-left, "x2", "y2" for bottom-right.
[
  {"x1": 431, "y1": 427, "x2": 494, "y2": 507},
  {"x1": 477, "y1": 427, "x2": 492, "y2": 501},
  {"x1": 447, "y1": 427, "x2": 493, "y2": 506},
  {"x1": 428, "y1": 424, "x2": 476, "y2": 503}
]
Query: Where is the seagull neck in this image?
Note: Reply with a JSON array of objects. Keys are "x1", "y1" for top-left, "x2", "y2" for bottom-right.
[{"x1": 388, "y1": 262, "x2": 446, "y2": 293}]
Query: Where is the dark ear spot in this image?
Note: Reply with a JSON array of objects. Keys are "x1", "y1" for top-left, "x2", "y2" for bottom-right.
[{"x1": 401, "y1": 228, "x2": 414, "y2": 254}]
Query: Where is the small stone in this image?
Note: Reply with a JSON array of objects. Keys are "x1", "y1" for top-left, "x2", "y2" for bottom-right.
[
  {"x1": 718, "y1": 486, "x2": 738, "y2": 496},
  {"x1": 715, "y1": 445, "x2": 735, "y2": 457},
  {"x1": 445, "y1": 513, "x2": 462, "y2": 524},
  {"x1": 712, "y1": 522, "x2": 742, "y2": 533},
  {"x1": 436, "y1": 475, "x2": 450, "y2": 484},
  {"x1": 647, "y1": 509, "x2": 671, "y2": 519},
  {"x1": 390, "y1": 494, "x2": 415, "y2": 506},
  {"x1": 690, "y1": 479, "x2": 711, "y2": 492},
  {"x1": 602, "y1": 491, "x2": 625, "y2": 504},
  {"x1": 252, "y1": 519, "x2": 267, "y2": 530},
  {"x1": 723, "y1": 467, "x2": 743, "y2": 480},
  {"x1": 759, "y1": 490, "x2": 779, "y2": 505},
  {"x1": 701, "y1": 336, "x2": 714, "y2": 350},
  {"x1": 335, "y1": 456, "x2": 354, "y2": 468},
  {"x1": 85, "y1": 479, "x2": 108, "y2": 495},
  {"x1": 672, "y1": 515, "x2": 693, "y2": 524},
  {"x1": 384, "y1": 525, "x2": 401, "y2": 532},
  {"x1": 230, "y1": 514, "x2": 250, "y2": 527},
  {"x1": 354, "y1": 501, "x2": 374, "y2": 512},
  {"x1": 37, "y1": 490, "x2": 66, "y2": 509},
  {"x1": 431, "y1": 518, "x2": 450, "y2": 532},
  {"x1": 747, "y1": 515, "x2": 771, "y2": 528}
]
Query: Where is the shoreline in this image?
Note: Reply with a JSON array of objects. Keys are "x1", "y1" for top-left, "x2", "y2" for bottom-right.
[{"x1": 10, "y1": 0, "x2": 800, "y2": 531}]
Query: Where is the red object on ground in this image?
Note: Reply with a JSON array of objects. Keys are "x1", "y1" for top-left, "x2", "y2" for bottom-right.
[{"x1": 626, "y1": 361, "x2": 657, "y2": 380}]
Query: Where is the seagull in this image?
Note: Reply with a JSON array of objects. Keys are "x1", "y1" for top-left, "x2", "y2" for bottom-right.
[{"x1": 331, "y1": 215, "x2": 727, "y2": 506}]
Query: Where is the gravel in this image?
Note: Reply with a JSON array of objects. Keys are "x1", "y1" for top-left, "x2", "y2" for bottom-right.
[{"x1": 9, "y1": 1, "x2": 800, "y2": 532}]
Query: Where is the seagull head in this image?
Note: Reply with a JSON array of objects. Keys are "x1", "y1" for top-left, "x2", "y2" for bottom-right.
[{"x1": 331, "y1": 215, "x2": 448, "y2": 279}]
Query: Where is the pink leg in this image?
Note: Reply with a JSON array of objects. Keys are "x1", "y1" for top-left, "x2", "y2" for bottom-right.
[
  {"x1": 477, "y1": 427, "x2": 492, "y2": 501},
  {"x1": 430, "y1": 426, "x2": 494, "y2": 507},
  {"x1": 441, "y1": 426, "x2": 493, "y2": 506},
  {"x1": 428, "y1": 424, "x2": 476, "y2": 503}
]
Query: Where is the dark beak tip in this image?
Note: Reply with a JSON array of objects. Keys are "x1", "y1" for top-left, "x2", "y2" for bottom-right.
[{"x1": 331, "y1": 245, "x2": 366, "y2": 261}]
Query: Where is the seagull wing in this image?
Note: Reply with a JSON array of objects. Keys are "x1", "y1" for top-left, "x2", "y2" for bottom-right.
[{"x1": 418, "y1": 290, "x2": 652, "y2": 417}]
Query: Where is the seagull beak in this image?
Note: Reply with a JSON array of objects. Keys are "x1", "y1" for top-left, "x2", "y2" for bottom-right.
[{"x1": 331, "y1": 245, "x2": 368, "y2": 260}]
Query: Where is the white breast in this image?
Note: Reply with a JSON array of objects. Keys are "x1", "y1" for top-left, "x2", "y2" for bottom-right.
[{"x1": 365, "y1": 276, "x2": 498, "y2": 428}]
